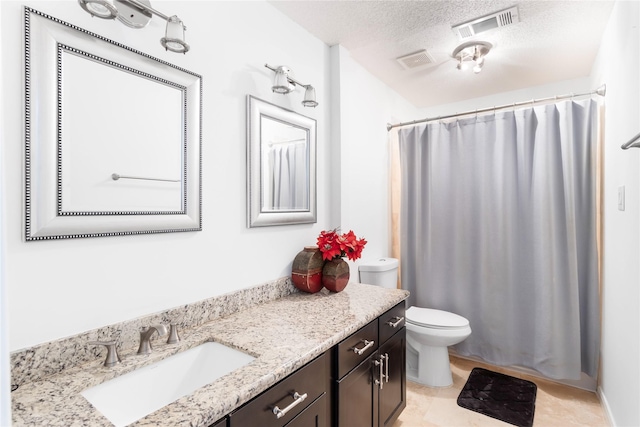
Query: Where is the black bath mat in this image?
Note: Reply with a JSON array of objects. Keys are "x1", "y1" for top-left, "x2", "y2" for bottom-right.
[{"x1": 457, "y1": 367, "x2": 537, "y2": 427}]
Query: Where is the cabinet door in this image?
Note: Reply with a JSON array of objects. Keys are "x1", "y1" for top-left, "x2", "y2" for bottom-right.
[
  {"x1": 378, "y1": 328, "x2": 406, "y2": 427},
  {"x1": 285, "y1": 394, "x2": 328, "y2": 427},
  {"x1": 336, "y1": 354, "x2": 378, "y2": 427}
]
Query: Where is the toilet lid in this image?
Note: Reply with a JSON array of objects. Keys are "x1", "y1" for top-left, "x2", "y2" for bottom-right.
[{"x1": 406, "y1": 306, "x2": 469, "y2": 329}]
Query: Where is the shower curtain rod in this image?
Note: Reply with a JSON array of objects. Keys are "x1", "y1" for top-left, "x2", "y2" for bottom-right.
[{"x1": 386, "y1": 84, "x2": 607, "y2": 132}]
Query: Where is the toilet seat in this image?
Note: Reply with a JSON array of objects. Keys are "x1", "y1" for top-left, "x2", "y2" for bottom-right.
[{"x1": 406, "y1": 306, "x2": 469, "y2": 330}]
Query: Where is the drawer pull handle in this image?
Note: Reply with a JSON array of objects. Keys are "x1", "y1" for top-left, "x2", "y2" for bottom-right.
[
  {"x1": 383, "y1": 353, "x2": 389, "y2": 383},
  {"x1": 374, "y1": 356, "x2": 384, "y2": 389},
  {"x1": 272, "y1": 391, "x2": 308, "y2": 419},
  {"x1": 374, "y1": 353, "x2": 390, "y2": 390},
  {"x1": 386, "y1": 316, "x2": 404, "y2": 328},
  {"x1": 353, "y1": 339, "x2": 375, "y2": 355}
]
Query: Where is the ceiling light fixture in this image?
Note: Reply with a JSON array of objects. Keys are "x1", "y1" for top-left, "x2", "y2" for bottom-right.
[
  {"x1": 265, "y1": 64, "x2": 318, "y2": 108},
  {"x1": 452, "y1": 41, "x2": 492, "y2": 74},
  {"x1": 452, "y1": 6, "x2": 519, "y2": 40},
  {"x1": 78, "y1": 0, "x2": 190, "y2": 54}
]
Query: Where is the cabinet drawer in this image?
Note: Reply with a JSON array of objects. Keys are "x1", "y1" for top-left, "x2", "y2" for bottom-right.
[
  {"x1": 379, "y1": 301, "x2": 405, "y2": 344},
  {"x1": 229, "y1": 352, "x2": 328, "y2": 427},
  {"x1": 336, "y1": 320, "x2": 378, "y2": 379}
]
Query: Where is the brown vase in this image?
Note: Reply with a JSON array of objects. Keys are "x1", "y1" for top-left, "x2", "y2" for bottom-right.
[
  {"x1": 291, "y1": 246, "x2": 324, "y2": 293},
  {"x1": 322, "y1": 258, "x2": 350, "y2": 292}
]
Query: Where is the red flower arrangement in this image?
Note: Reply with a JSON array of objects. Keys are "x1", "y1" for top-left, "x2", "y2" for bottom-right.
[{"x1": 317, "y1": 228, "x2": 367, "y2": 261}]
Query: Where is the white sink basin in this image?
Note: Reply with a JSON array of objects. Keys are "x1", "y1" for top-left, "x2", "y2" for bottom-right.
[{"x1": 81, "y1": 342, "x2": 255, "y2": 427}]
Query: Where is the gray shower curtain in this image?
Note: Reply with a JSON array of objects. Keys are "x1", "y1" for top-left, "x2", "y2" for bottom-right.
[{"x1": 398, "y1": 99, "x2": 600, "y2": 380}]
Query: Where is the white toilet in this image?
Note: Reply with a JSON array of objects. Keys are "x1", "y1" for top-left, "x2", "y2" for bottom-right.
[
  {"x1": 359, "y1": 258, "x2": 472, "y2": 388},
  {"x1": 404, "y1": 306, "x2": 471, "y2": 387}
]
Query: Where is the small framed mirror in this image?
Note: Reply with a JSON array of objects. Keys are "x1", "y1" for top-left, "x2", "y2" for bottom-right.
[{"x1": 247, "y1": 96, "x2": 317, "y2": 227}]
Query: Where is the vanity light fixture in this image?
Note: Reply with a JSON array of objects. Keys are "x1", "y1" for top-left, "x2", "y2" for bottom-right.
[
  {"x1": 78, "y1": 0, "x2": 118, "y2": 19},
  {"x1": 302, "y1": 86, "x2": 318, "y2": 108},
  {"x1": 452, "y1": 41, "x2": 492, "y2": 74},
  {"x1": 271, "y1": 66, "x2": 295, "y2": 94},
  {"x1": 265, "y1": 64, "x2": 319, "y2": 108},
  {"x1": 78, "y1": 0, "x2": 190, "y2": 54}
]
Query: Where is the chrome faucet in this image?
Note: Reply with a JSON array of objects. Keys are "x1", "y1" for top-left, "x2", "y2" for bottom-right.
[{"x1": 137, "y1": 325, "x2": 168, "y2": 355}]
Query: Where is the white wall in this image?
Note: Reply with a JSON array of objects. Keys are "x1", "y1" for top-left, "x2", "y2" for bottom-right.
[
  {"x1": 592, "y1": 1, "x2": 640, "y2": 426},
  {"x1": 0, "y1": 4, "x2": 10, "y2": 426},
  {"x1": 331, "y1": 45, "x2": 419, "y2": 273},
  {"x1": 1, "y1": 0, "x2": 332, "y2": 351}
]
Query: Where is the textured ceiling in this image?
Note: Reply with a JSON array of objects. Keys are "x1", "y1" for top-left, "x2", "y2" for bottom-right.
[{"x1": 268, "y1": 0, "x2": 615, "y2": 108}]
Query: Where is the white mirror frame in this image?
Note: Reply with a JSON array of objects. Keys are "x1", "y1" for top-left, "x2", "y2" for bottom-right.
[
  {"x1": 247, "y1": 96, "x2": 317, "y2": 227},
  {"x1": 24, "y1": 7, "x2": 202, "y2": 240}
]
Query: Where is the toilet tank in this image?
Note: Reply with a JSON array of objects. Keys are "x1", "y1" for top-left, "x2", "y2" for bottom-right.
[{"x1": 358, "y1": 258, "x2": 399, "y2": 289}]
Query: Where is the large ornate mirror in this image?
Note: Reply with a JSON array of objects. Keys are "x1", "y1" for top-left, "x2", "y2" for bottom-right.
[
  {"x1": 25, "y1": 8, "x2": 202, "y2": 240},
  {"x1": 247, "y1": 96, "x2": 317, "y2": 227}
]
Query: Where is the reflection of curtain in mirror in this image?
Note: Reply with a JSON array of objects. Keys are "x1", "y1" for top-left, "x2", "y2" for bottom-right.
[{"x1": 267, "y1": 141, "x2": 307, "y2": 210}]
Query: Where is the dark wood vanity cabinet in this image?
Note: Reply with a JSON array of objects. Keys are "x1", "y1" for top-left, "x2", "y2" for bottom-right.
[
  {"x1": 285, "y1": 394, "x2": 328, "y2": 427},
  {"x1": 228, "y1": 351, "x2": 330, "y2": 427},
  {"x1": 223, "y1": 301, "x2": 406, "y2": 427},
  {"x1": 333, "y1": 301, "x2": 406, "y2": 427},
  {"x1": 377, "y1": 302, "x2": 407, "y2": 427},
  {"x1": 209, "y1": 418, "x2": 227, "y2": 427},
  {"x1": 378, "y1": 328, "x2": 406, "y2": 427}
]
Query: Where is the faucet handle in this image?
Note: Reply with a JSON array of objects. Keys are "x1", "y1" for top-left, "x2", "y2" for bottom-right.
[
  {"x1": 167, "y1": 323, "x2": 181, "y2": 344},
  {"x1": 88, "y1": 340, "x2": 121, "y2": 367}
]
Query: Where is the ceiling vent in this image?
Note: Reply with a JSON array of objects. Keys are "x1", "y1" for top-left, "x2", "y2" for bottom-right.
[
  {"x1": 452, "y1": 6, "x2": 519, "y2": 39},
  {"x1": 396, "y1": 49, "x2": 435, "y2": 70}
]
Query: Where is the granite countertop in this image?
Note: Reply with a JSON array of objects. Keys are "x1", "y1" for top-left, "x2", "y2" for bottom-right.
[{"x1": 11, "y1": 283, "x2": 409, "y2": 426}]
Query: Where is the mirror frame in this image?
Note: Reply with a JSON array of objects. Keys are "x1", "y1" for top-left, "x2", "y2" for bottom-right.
[
  {"x1": 247, "y1": 96, "x2": 317, "y2": 227},
  {"x1": 24, "y1": 7, "x2": 202, "y2": 240}
]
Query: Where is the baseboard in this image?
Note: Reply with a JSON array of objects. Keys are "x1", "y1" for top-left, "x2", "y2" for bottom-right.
[{"x1": 597, "y1": 386, "x2": 616, "y2": 427}]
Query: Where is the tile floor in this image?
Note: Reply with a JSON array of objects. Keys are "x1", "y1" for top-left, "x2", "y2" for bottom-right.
[{"x1": 395, "y1": 355, "x2": 609, "y2": 427}]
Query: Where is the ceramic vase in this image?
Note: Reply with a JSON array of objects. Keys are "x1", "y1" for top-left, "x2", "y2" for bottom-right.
[
  {"x1": 322, "y1": 258, "x2": 350, "y2": 292},
  {"x1": 291, "y1": 246, "x2": 324, "y2": 293}
]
